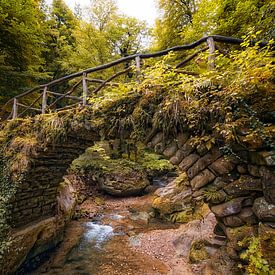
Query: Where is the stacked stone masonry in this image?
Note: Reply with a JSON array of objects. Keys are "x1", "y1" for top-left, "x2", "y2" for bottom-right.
[
  {"x1": 8, "y1": 136, "x2": 95, "y2": 228},
  {"x1": 148, "y1": 132, "x2": 275, "y2": 265}
]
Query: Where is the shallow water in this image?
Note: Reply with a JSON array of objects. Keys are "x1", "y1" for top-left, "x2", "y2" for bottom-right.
[{"x1": 31, "y1": 178, "x2": 179, "y2": 274}]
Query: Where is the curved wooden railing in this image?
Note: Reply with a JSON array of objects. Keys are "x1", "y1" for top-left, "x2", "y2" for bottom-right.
[{"x1": 0, "y1": 35, "x2": 268, "y2": 121}]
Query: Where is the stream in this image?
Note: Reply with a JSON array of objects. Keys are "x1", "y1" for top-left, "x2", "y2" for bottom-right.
[{"x1": 28, "y1": 176, "x2": 213, "y2": 275}]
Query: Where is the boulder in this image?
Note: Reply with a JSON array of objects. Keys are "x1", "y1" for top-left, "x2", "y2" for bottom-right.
[
  {"x1": 223, "y1": 176, "x2": 262, "y2": 197},
  {"x1": 210, "y1": 197, "x2": 247, "y2": 218},
  {"x1": 99, "y1": 169, "x2": 149, "y2": 197},
  {"x1": 209, "y1": 157, "x2": 235, "y2": 176},
  {"x1": 179, "y1": 154, "x2": 200, "y2": 171},
  {"x1": 190, "y1": 169, "x2": 215, "y2": 190},
  {"x1": 252, "y1": 197, "x2": 275, "y2": 222}
]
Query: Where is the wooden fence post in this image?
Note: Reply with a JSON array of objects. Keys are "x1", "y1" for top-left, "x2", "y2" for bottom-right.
[
  {"x1": 12, "y1": 98, "x2": 18, "y2": 119},
  {"x1": 42, "y1": 86, "x2": 48, "y2": 114},
  {"x1": 82, "y1": 73, "x2": 88, "y2": 106},
  {"x1": 135, "y1": 55, "x2": 141, "y2": 82},
  {"x1": 207, "y1": 37, "x2": 216, "y2": 70}
]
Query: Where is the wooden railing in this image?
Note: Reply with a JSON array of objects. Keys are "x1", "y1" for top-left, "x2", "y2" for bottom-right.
[{"x1": 0, "y1": 35, "x2": 266, "y2": 121}]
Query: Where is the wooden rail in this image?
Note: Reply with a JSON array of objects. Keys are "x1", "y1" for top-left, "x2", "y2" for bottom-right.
[{"x1": 0, "y1": 35, "x2": 268, "y2": 121}]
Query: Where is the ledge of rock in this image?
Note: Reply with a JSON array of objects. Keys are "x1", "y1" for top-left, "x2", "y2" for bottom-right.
[{"x1": 2, "y1": 217, "x2": 64, "y2": 274}]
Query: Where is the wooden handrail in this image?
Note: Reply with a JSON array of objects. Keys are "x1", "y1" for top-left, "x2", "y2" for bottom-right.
[{"x1": 1, "y1": 35, "x2": 269, "y2": 121}]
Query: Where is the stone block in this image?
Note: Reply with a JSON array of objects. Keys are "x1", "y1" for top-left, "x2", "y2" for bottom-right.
[
  {"x1": 196, "y1": 143, "x2": 209, "y2": 156},
  {"x1": 260, "y1": 167, "x2": 275, "y2": 204},
  {"x1": 237, "y1": 164, "x2": 247, "y2": 174},
  {"x1": 176, "y1": 132, "x2": 189, "y2": 148},
  {"x1": 190, "y1": 169, "x2": 215, "y2": 190},
  {"x1": 252, "y1": 197, "x2": 275, "y2": 222},
  {"x1": 187, "y1": 149, "x2": 221, "y2": 179},
  {"x1": 210, "y1": 197, "x2": 246, "y2": 218},
  {"x1": 181, "y1": 139, "x2": 195, "y2": 158},
  {"x1": 238, "y1": 207, "x2": 258, "y2": 225},
  {"x1": 223, "y1": 176, "x2": 262, "y2": 197},
  {"x1": 150, "y1": 132, "x2": 163, "y2": 147},
  {"x1": 163, "y1": 141, "x2": 178, "y2": 158},
  {"x1": 179, "y1": 154, "x2": 200, "y2": 171},
  {"x1": 154, "y1": 142, "x2": 165, "y2": 154},
  {"x1": 247, "y1": 165, "x2": 261, "y2": 177},
  {"x1": 209, "y1": 157, "x2": 235, "y2": 176},
  {"x1": 222, "y1": 215, "x2": 245, "y2": 227},
  {"x1": 249, "y1": 151, "x2": 275, "y2": 166},
  {"x1": 169, "y1": 149, "x2": 185, "y2": 165}
]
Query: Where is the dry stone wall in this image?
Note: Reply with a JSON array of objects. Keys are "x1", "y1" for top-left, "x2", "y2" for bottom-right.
[
  {"x1": 8, "y1": 135, "x2": 96, "y2": 228},
  {"x1": 148, "y1": 131, "x2": 275, "y2": 265}
]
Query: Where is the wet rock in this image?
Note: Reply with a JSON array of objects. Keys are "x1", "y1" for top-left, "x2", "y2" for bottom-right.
[
  {"x1": 130, "y1": 211, "x2": 150, "y2": 224},
  {"x1": 222, "y1": 215, "x2": 244, "y2": 227},
  {"x1": 252, "y1": 197, "x2": 275, "y2": 222},
  {"x1": 210, "y1": 197, "x2": 247, "y2": 218},
  {"x1": 187, "y1": 149, "x2": 221, "y2": 179},
  {"x1": 179, "y1": 154, "x2": 200, "y2": 171},
  {"x1": 209, "y1": 157, "x2": 235, "y2": 176},
  {"x1": 190, "y1": 169, "x2": 215, "y2": 190},
  {"x1": 223, "y1": 175, "x2": 262, "y2": 197},
  {"x1": 259, "y1": 223, "x2": 275, "y2": 268}
]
